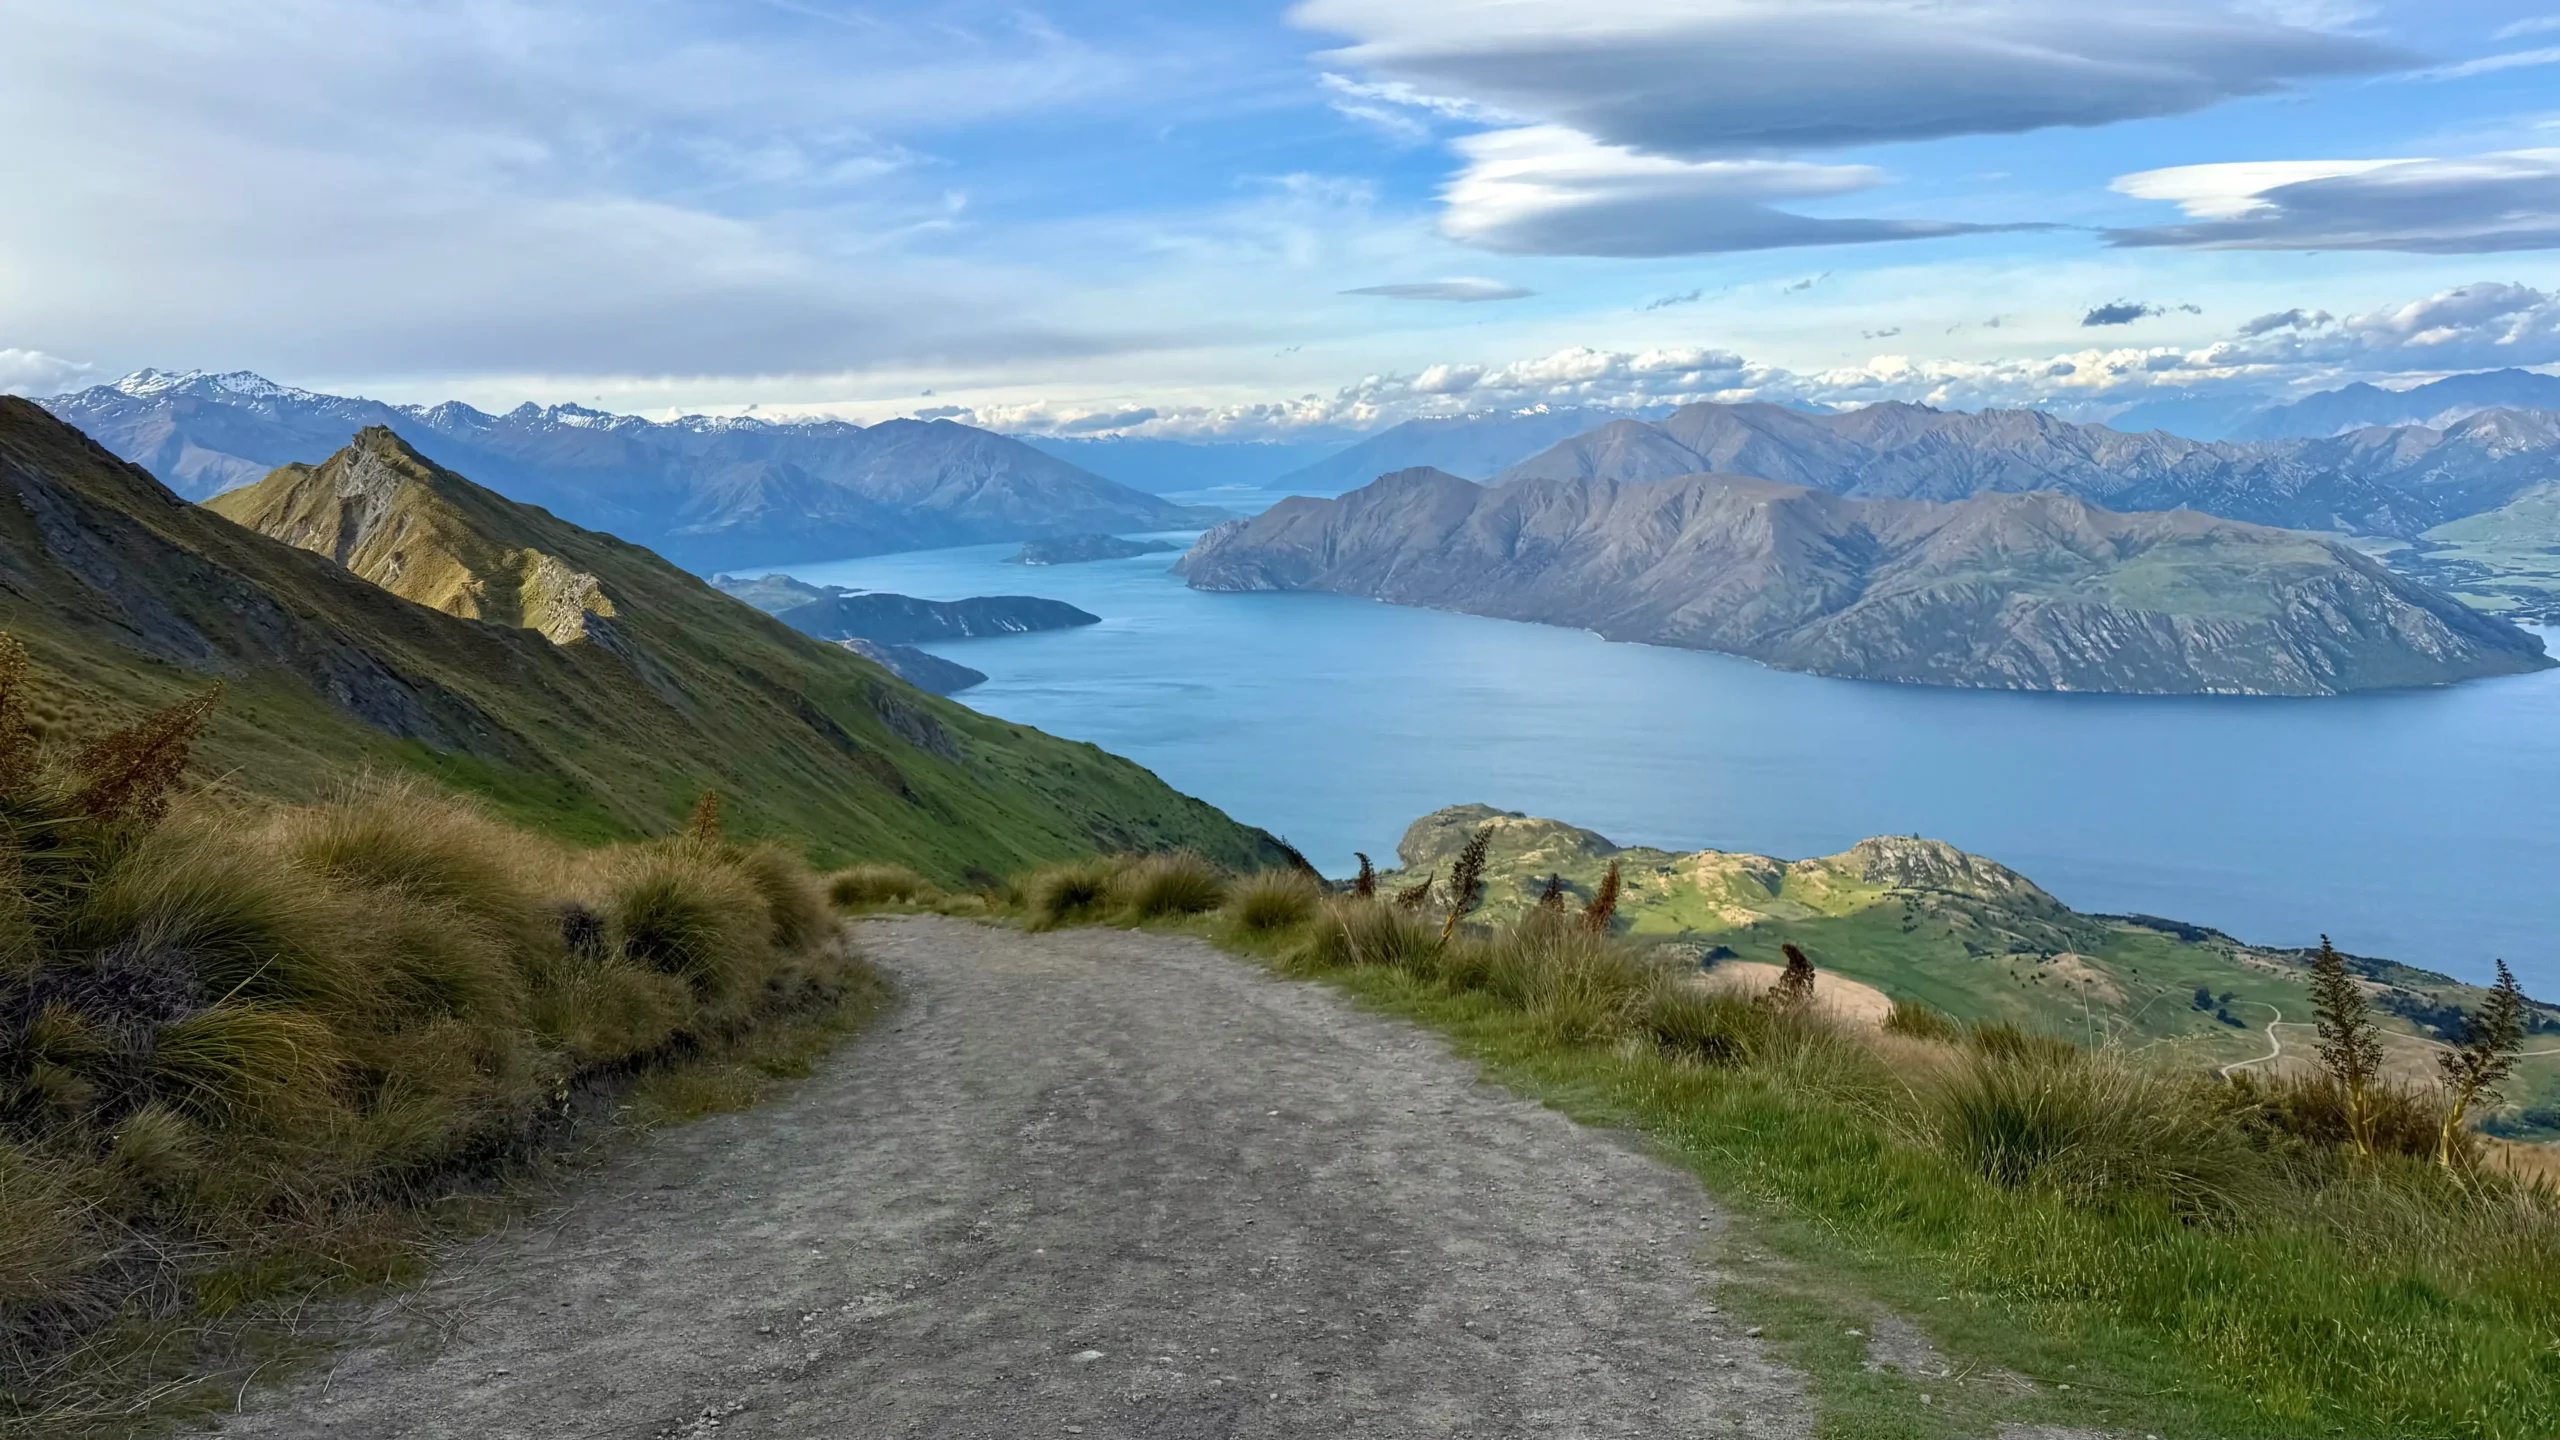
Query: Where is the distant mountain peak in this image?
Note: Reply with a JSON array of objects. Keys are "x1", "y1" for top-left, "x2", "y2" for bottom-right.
[{"x1": 104, "y1": 368, "x2": 318, "y2": 404}]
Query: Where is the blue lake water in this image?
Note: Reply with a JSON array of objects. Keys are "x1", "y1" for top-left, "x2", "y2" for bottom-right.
[{"x1": 783, "y1": 534, "x2": 2560, "y2": 991}]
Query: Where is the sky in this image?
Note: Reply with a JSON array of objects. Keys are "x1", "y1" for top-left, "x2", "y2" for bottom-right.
[{"x1": 6, "y1": 0, "x2": 2560, "y2": 436}]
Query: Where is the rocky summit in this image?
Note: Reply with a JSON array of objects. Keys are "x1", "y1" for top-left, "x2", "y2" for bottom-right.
[{"x1": 1178, "y1": 466, "x2": 2553, "y2": 695}]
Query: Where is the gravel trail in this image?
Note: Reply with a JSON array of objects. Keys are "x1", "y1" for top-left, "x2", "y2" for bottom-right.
[{"x1": 214, "y1": 915, "x2": 1808, "y2": 1439}]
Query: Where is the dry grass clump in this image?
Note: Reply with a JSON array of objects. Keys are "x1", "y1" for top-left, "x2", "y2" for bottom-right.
[
  {"x1": 1225, "y1": 868, "x2": 1322, "y2": 934},
  {"x1": 1931, "y1": 1047, "x2": 2273, "y2": 1218},
  {"x1": 0, "y1": 652, "x2": 866, "y2": 1418},
  {"x1": 1022, "y1": 857, "x2": 1129, "y2": 930},
  {"x1": 1883, "y1": 998, "x2": 1965, "y2": 1043},
  {"x1": 828, "y1": 863, "x2": 937, "y2": 910},
  {"x1": 1112, "y1": 852, "x2": 1230, "y2": 921}
]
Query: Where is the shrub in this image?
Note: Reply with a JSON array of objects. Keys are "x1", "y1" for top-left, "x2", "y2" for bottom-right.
[
  {"x1": 1884, "y1": 999, "x2": 1965, "y2": 1043},
  {"x1": 1024, "y1": 858, "x2": 1125, "y2": 930},
  {"x1": 1226, "y1": 868, "x2": 1322, "y2": 933},
  {"x1": 829, "y1": 863, "x2": 935, "y2": 909},
  {"x1": 1114, "y1": 852, "x2": 1229, "y2": 920}
]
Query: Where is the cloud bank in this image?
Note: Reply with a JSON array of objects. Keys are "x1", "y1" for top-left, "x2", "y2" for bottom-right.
[
  {"x1": 2112, "y1": 152, "x2": 2560, "y2": 252},
  {"x1": 1296, "y1": 0, "x2": 2415, "y2": 257},
  {"x1": 949, "y1": 281, "x2": 2560, "y2": 438}
]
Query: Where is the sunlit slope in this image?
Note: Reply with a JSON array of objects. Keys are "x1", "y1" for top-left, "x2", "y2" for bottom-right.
[{"x1": 0, "y1": 401, "x2": 1283, "y2": 875}]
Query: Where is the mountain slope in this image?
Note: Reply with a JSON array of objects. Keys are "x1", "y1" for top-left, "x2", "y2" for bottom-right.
[
  {"x1": 1178, "y1": 466, "x2": 2551, "y2": 695},
  {"x1": 1495, "y1": 400, "x2": 2560, "y2": 538},
  {"x1": 0, "y1": 400, "x2": 1283, "y2": 875},
  {"x1": 42, "y1": 371, "x2": 1215, "y2": 570}
]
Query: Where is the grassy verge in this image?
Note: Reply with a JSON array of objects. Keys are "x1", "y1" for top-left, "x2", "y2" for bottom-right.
[
  {"x1": 0, "y1": 644, "x2": 893, "y2": 1432},
  {"x1": 971, "y1": 854, "x2": 2560, "y2": 1439}
]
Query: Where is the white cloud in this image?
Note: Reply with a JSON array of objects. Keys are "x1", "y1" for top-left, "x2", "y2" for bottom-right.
[
  {"x1": 952, "y1": 281, "x2": 2560, "y2": 439},
  {"x1": 2111, "y1": 151, "x2": 2560, "y2": 251},
  {"x1": 2112, "y1": 159, "x2": 2412, "y2": 218},
  {"x1": 2420, "y1": 45, "x2": 2560, "y2": 79},
  {"x1": 1293, "y1": 0, "x2": 2411, "y2": 156},
  {"x1": 0, "y1": 348, "x2": 92, "y2": 396},
  {"x1": 1340, "y1": 278, "x2": 1533, "y2": 301},
  {"x1": 0, "y1": 0, "x2": 1147, "y2": 381},
  {"x1": 1437, "y1": 125, "x2": 1989, "y2": 256}
]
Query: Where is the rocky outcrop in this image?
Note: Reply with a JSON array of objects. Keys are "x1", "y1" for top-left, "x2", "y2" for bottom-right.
[
  {"x1": 1178, "y1": 467, "x2": 2552, "y2": 695},
  {"x1": 207, "y1": 429, "x2": 621, "y2": 649}
]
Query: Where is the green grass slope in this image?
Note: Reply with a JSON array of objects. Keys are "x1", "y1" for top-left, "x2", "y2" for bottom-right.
[
  {"x1": 1392, "y1": 804, "x2": 2560, "y2": 1134},
  {"x1": 2375, "y1": 481, "x2": 2560, "y2": 621},
  {"x1": 0, "y1": 401, "x2": 1283, "y2": 876}
]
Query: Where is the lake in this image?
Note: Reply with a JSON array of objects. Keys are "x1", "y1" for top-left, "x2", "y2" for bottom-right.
[{"x1": 784, "y1": 532, "x2": 2560, "y2": 991}]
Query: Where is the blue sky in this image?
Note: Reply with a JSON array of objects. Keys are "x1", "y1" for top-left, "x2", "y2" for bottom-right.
[{"x1": 5, "y1": 0, "x2": 2560, "y2": 434}]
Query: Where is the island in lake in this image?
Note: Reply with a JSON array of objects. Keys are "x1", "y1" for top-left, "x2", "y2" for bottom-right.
[{"x1": 710, "y1": 572, "x2": 1100, "y2": 694}]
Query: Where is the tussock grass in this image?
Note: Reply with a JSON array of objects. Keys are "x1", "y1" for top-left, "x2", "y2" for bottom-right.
[
  {"x1": 1223, "y1": 868, "x2": 1321, "y2": 934},
  {"x1": 0, "y1": 674, "x2": 872, "y2": 1427},
  {"x1": 1011, "y1": 873, "x2": 2560, "y2": 1437},
  {"x1": 1883, "y1": 997, "x2": 1964, "y2": 1043},
  {"x1": 1022, "y1": 857, "x2": 1127, "y2": 930},
  {"x1": 1111, "y1": 852, "x2": 1229, "y2": 921},
  {"x1": 828, "y1": 863, "x2": 936, "y2": 910}
]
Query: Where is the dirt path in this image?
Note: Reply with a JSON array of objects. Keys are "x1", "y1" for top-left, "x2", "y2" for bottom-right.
[{"x1": 211, "y1": 916, "x2": 1807, "y2": 1439}]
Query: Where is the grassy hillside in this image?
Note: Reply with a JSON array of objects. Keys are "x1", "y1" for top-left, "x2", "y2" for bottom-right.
[
  {"x1": 0, "y1": 402, "x2": 1281, "y2": 876},
  {"x1": 2365, "y1": 482, "x2": 2560, "y2": 622},
  {"x1": 1388, "y1": 804, "x2": 2560, "y2": 1135}
]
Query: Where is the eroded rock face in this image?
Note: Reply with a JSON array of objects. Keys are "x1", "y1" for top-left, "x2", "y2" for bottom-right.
[
  {"x1": 209, "y1": 428, "x2": 619, "y2": 651},
  {"x1": 1178, "y1": 468, "x2": 2554, "y2": 695}
]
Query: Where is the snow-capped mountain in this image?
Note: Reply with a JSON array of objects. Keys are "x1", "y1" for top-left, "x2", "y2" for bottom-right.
[{"x1": 41, "y1": 371, "x2": 1214, "y2": 570}]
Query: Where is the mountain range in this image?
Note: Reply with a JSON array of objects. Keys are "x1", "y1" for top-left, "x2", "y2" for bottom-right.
[
  {"x1": 0, "y1": 400, "x2": 1280, "y2": 874},
  {"x1": 1178, "y1": 465, "x2": 2551, "y2": 695},
  {"x1": 2224, "y1": 369, "x2": 2560, "y2": 441},
  {"x1": 40, "y1": 370, "x2": 1216, "y2": 572},
  {"x1": 1487, "y1": 400, "x2": 2560, "y2": 539}
]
